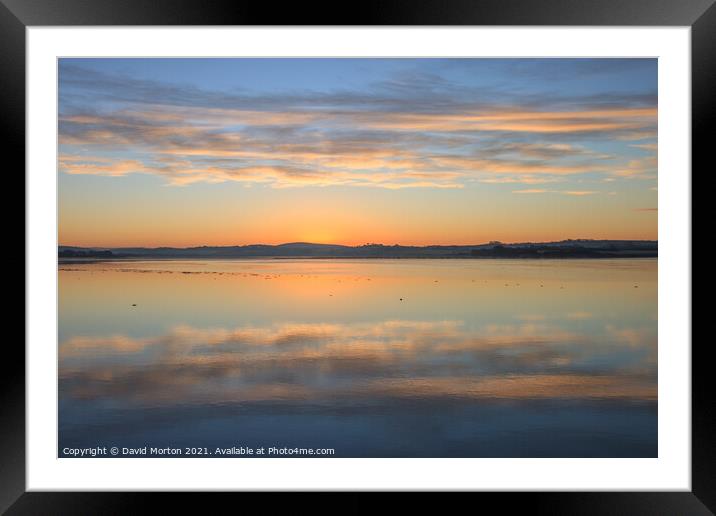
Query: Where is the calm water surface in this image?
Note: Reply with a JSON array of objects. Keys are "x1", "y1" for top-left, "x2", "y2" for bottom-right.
[{"x1": 59, "y1": 258, "x2": 657, "y2": 457}]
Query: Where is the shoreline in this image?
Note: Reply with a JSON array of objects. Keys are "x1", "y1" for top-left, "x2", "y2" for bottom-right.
[{"x1": 59, "y1": 254, "x2": 658, "y2": 265}]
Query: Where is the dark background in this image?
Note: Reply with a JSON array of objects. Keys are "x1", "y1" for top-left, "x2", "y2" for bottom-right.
[{"x1": 2, "y1": 0, "x2": 709, "y2": 513}]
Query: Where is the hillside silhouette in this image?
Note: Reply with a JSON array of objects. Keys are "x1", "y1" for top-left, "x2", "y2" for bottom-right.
[{"x1": 59, "y1": 239, "x2": 658, "y2": 260}]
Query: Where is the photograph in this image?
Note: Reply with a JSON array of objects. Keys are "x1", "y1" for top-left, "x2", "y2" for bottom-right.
[{"x1": 57, "y1": 57, "x2": 658, "y2": 459}]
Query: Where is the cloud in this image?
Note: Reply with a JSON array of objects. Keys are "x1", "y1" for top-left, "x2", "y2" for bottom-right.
[
  {"x1": 58, "y1": 156, "x2": 154, "y2": 177},
  {"x1": 350, "y1": 107, "x2": 656, "y2": 135},
  {"x1": 59, "y1": 154, "x2": 469, "y2": 189},
  {"x1": 58, "y1": 63, "x2": 658, "y2": 189},
  {"x1": 513, "y1": 189, "x2": 549, "y2": 194},
  {"x1": 611, "y1": 157, "x2": 657, "y2": 179},
  {"x1": 478, "y1": 176, "x2": 564, "y2": 185},
  {"x1": 562, "y1": 190, "x2": 599, "y2": 196},
  {"x1": 59, "y1": 61, "x2": 656, "y2": 116},
  {"x1": 630, "y1": 143, "x2": 658, "y2": 151},
  {"x1": 512, "y1": 189, "x2": 599, "y2": 196}
]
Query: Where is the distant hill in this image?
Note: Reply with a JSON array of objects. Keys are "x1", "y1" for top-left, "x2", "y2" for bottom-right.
[{"x1": 59, "y1": 240, "x2": 657, "y2": 260}]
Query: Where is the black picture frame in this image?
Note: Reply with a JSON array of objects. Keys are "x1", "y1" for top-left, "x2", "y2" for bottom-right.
[{"x1": 3, "y1": 0, "x2": 708, "y2": 512}]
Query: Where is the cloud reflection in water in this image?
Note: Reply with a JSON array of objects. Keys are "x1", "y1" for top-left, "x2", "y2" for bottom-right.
[{"x1": 60, "y1": 319, "x2": 656, "y2": 407}]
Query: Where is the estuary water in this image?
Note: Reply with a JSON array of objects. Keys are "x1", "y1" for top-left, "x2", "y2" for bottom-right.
[{"x1": 58, "y1": 258, "x2": 657, "y2": 457}]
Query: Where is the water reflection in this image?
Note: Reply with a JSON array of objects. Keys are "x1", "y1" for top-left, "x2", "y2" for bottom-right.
[
  {"x1": 58, "y1": 259, "x2": 657, "y2": 457},
  {"x1": 61, "y1": 319, "x2": 656, "y2": 404}
]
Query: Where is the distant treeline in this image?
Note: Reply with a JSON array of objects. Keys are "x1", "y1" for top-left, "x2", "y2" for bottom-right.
[
  {"x1": 469, "y1": 244, "x2": 657, "y2": 259},
  {"x1": 58, "y1": 249, "x2": 115, "y2": 258},
  {"x1": 58, "y1": 240, "x2": 657, "y2": 260}
]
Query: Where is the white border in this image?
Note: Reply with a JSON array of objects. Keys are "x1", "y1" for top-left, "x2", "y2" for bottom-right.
[{"x1": 27, "y1": 27, "x2": 691, "y2": 491}]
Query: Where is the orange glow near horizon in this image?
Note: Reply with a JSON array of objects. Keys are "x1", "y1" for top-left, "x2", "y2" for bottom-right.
[
  {"x1": 58, "y1": 58, "x2": 658, "y2": 248},
  {"x1": 59, "y1": 225, "x2": 658, "y2": 249},
  {"x1": 58, "y1": 195, "x2": 658, "y2": 247},
  {"x1": 59, "y1": 187, "x2": 657, "y2": 248}
]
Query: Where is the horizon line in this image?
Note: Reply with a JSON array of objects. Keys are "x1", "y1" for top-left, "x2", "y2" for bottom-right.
[{"x1": 59, "y1": 238, "x2": 659, "y2": 250}]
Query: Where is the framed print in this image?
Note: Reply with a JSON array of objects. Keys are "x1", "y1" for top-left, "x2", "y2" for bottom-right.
[{"x1": 4, "y1": 0, "x2": 709, "y2": 511}]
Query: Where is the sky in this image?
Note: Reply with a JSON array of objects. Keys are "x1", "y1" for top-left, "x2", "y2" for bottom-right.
[{"x1": 58, "y1": 58, "x2": 657, "y2": 247}]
